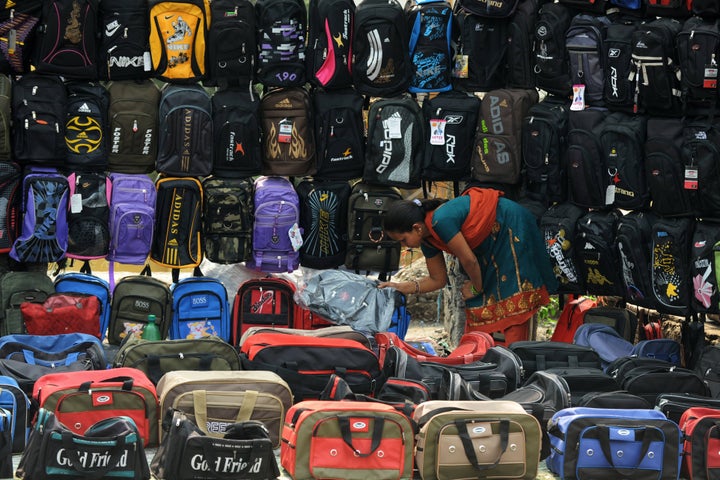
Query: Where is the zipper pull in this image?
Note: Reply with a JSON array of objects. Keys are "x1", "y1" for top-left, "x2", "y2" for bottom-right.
[{"x1": 133, "y1": 119, "x2": 138, "y2": 133}]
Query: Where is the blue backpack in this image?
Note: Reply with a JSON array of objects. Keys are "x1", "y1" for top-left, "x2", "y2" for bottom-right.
[
  {"x1": 170, "y1": 276, "x2": 230, "y2": 342},
  {"x1": 573, "y1": 323, "x2": 633, "y2": 369},
  {"x1": 53, "y1": 273, "x2": 112, "y2": 341},
  {"x1": 630, "y1": 339, "x2": 682, "y2": 366},
  {"x1": 0, "y1": 375, "x2": 29, "y2": 453},
  {"x1": 406, "y1": 0, "x2": 453, "y2": 93}
]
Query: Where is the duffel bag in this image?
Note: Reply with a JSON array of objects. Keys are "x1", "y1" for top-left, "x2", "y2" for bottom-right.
[
  {"x1": 376, "y1": 331, "x2": 494, "y2": 366},
  {"x1": 509, "y1": 341, "x2": 602, "y2": 379},
  {"x1": 679, "y1": 406, "x2": 720, "y2": 480},
  {"x1": 21, "y1": 293, "x2": 101, "y2": 338}
]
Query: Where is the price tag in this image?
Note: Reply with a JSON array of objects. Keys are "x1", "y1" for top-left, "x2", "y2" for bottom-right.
[
  {"x1": 288, "y1": 223, "x2": 303, "y2": 251},
  {"x1": 705, "y1": 65, "x2": 718, "y2": 89},
  {"x1": 429, "y1": 119, "x2": 446, "y2": 145},
  {"x1": 383, "y1": 116, "x2": 402, "y2": 139},
  {"x1": 8, "y1": 30, "x2": 16, "y2": 55},
  {"x1": 684, "y1": 166, "x2": 699, "y2": 190},
  {"x1": 278, "y1": 119, "x2": 293, "y2": 143},
  {"x1": 70, "y1": 194, "x2": 83, "y2": 214},
  {"x1": 452, "y1": 54, "x2": 468, "y2": 79},
  {"x1": 143, "y1": 52, "x2": 152, "y2": 72},
  {"x1": 605, "y1": 185, "x2": 616, "y2": 205}
]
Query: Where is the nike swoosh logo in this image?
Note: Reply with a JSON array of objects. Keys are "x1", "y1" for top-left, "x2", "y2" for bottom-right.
[
  {"x1": 105, "y1": 24, "x2": 120, "y2": 37},
  {"x1": 164, "y1": 14, "x2": 174, "y2": 19}
]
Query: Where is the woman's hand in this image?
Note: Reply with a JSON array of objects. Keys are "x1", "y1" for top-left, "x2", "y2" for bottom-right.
[
  {"x1": 462, "y1": 280, "x2": 481, "y2": 300},
  {"x1": 378, "y1": 281, "x2": 414, "y2": 296}
]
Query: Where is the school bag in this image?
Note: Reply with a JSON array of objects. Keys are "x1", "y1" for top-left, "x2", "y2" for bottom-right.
[
  {"x1": 645, "y1": 0, "x2": 692, "y2": 17},
  {"x1": 364, "y1": 95, "x2": 424, "y2": 189},
  {"x1": 169, "y1": 276, "x2": 230, "y2": 342},
  {"x1": 692, "y1": 220, "x2": 720, "y2": 314},
  {"x1": 10, "y1": 168, "x2": 69, "y2": 264},
  {"x1": 211, "y1": 88, "x2": 262, "y2": 178},
  {"x1": 540, "y1": 202, "x2": 586, "y2": 294},
  {"x1": 505, "y1": 0, "x2": 539, "y2": 90},
  {"x1": 260, "y1": 87, "x2": 315, "y2": 177},
  {"x1": 312, "y1": 88, "x2": 365, "y2": 181},
  {"x1": 693, "y1": 0, "x2": 720, "y2": 17},
  {"x1": 205, "y1": 0, "x2": 257, "y2": 87},
  {"x1": 615, "y1": 210, "x2": 658, "y2": 309},
  {"x1": 108, "y1": 274, "x2": 172, "y2": 345},
  {"x1": 156, "y1": 83, "x2": 212, "y2": 177},
  {"x1": 11, "y1": 73, "x2": 66, "y2": 166},
  {"x1": 575, "y1": 209, "x2": 625, "y2": 297},
  {"x1": 566, "y1": 107, "x2": 609, "y2": 209},
  {"x1": 550, "y1": 296, "x2": 597, "y2": 342},
  {"x1": 255, "y1": 0, "x2": 307, "y2": 87},
  {"x1": 566, "y1": 14, "x2": 611, "y2": 108},
  {"x1": 106, "y1": 80, "x2": 161, "y2": 174},
  {"x1": 652, "y1": 216, "x2": 692, "y2": 314},
  {"x1": 406, "y1": 0, "x2": 454, "y2": 93},
  {"x1": 0, "y1": 74, "x2": 10, "y2": 161},
  {"x1": 201, "y1": 176, "x2": 254, "y2": 265},
  {"x1": 306, "y1": 0, "x2": 355, "y2": 89},
  {"x1": 0, "y1": 161, "x2": 21, "y2": 254},
  {"x1": 53, "y1": 272, "x2": 111, "y2": 341},
  {"x1": 677, "y1": 17, "x2": 720, "y2": 115},
  {"x1": 0, "y1": 1, "x2": 41, "y2": 75},
  {"x1": 32, "y1": 0, "x2": 100, "y2": 79},
  {"x1": 296, "y1": 179, "x2": 351, "y2": 270},
  {"x1": 151, "y1": 176, "x2": 203, "y2": 277},
  {"x1": 683, "y1": 118, "x2": 720, "y2": 217},
  {"x1": 573, "y1": 323, "x2": 634, "y2": 369},
  {"x1": 148, "y1": 0, "x2": 210, "y2": 83},
  {"x1": 106, "y1": 173, "x2": 156, "y2": 267},
  {"x1": 98, "y1": 0, "x2": 152, "y2": 81},
  {"x1": 353, "y1": 0, "x2": 412, "y2": 97},
  {"x1": 65, "y1": 172, "x2": 110, "y2": 263},
  {"x1": 0, "y1": 375, "x2": 29, "y2": 453},
  {"x1": 472, "y1": 88, "x2": 538, "y2": 186},
  {"x1": 533, "y1": 2, "x2": 573, "y2": 98},
  {"x1": 64, "y1": 82, "x2": 110, "y2": 172},
  {"x1": 603, "y1": 20, "x2": 640, "y2": 113}
]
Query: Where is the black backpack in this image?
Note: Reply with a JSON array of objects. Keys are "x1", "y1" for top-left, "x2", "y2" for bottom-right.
[
  {"x1": 11, "y1": 73, "x2": 67, "y2": 166},
  {"x1": 296, "y1": 179, "x2": 352, "y2": 269},
  {"x1": 506, "y1": 0, "x2": 539, "y2": 89},
  {"x1": 211, "y1": 88, "x2": 262, "y2": 178},
  {"x1": 651, "y1": 216, "x2": 693, "y2": 315},
  {"x1": 0, "y1": 1, "x2": 41, "y2": 75},
  {"x1": 0, "y1": 74, "x2": 10, "y2": 161},
  {"x1": 33, "y1": 0, "x2": 100, "y2": 79},
  {"x1": 98, "y1": 0, "x2": 152, "y2": 81},
  {"x1": 64, "y1": 82, "x2": 110, "y2": 172},
  {"x1": 65, "y1": 172, "x2": 110, "y2": 262},
  {"x1": 615, "y1": 210, "x2": 658, "y2": 309},
  {"x1": 453, "y1": 7, "x2": 509, "y2": 92},
  {"x1": 306, "y1": 0, "x2": 355, "y2": 89},
  {"x1": 603, "y1": 21, "x2": 639, "y2": 113},
  {"x1": 690, "y1": 219, "x2": 720, "y2": 314},
  {"x1": 540, "y1": 202, "x2": 586, "y2": 294},
  {"x1": 255, "y1": 0, "x2": 307, "y2": 87},
  {"x1": 201, "y1": 176, "x2": 254, "y2": 264},
  {"x1": 0, "y1": 161, "x2": 21, "y2": 254},
  {"x1": 575, "y1": 209, "x2": 625, "y2": 297},
  {"x1": 157, "y1": 83, "x2": 213, "y2": 177},
  {"x1": 364, "y1": 95, "x2": 424, "y2": 189},
  {"x1": 682, "y1": 118, "x2": 720, "y2": 217},
  {"x1": 353, "y1": 0, "x2": 412, "y2": 97},
  {"x1": 567, "y1": 107, "x2": 609, "y2": 209},
  {"x1": 406, "y1": 0, "x2": 454, "y2": 93},
  {"x1": 677, "y1": 17, "x2": 720, "y2": 115},
  {"x1": 205, "y1": 0, "x2": 257, "y2": 88},
  {"x1": 566, "y1": 14, "x2": 611, "y2": 107},
  {"x1": 533, "y1": 2, "x2": 573, "y2": 98},
  {"x1": 313, "y1": 88, "x2": 365, "y2": 181}
]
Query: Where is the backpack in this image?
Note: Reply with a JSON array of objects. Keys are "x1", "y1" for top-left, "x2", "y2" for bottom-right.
[
  {"x1": 108, "y1": 274, "x2": 173, "y2": 345},
  {"x1": 0, "y1": 74, "x2": 10, "y2": 161},
  {"x1": 540, "y1": 203, "x2": 586, "y2": 294},
  {"x1": 306, "y1": 0, "x2": 355, "y2": 89},
  {"x1": 345, "y1": 182, "x2": 403, "y2": 279},
  {"x1": 630, "y1": 18, "x2": 683, "y2": 116},
  {"x1": 106, "y1": 80, "x2": 161, "y2": 174},
  {"x1": 201, "y1": 176, "x2": 254, "y2": 264},
  {"x1": 353, "y1": 0, "x2": 412, "y2": 97},
  {"x1": 452, "y1": 8, "x2": 509, "y2": 92},
  {"x1": 364, "y1": 95, "x2": 424, "y2": 189},
  {"x1": 533, "y1": 2, "x2": 573, "y2": 98},
  {"x1": 521, "y1": 96, "x2": 570, "y2": 206},
  {"x1": 406, "y1": 0, "x2": 454, "y2": 93},
  {"x1": 10, "y1": 168, "x2": 69, "y2": 264},
  {"x1": 471, "y1": 88, "x2": 538, "y2": 185},
  {"x1": 645, "y1": 0, "x2": 692, "y2": 17},
  {"x1": 0, "y1": 161, "x2": 21, "y2": 254},
  {"x1": 693, "y1": 0, "x2": 720, "y2": 17},
  {"x1": 211, "y1": 88, "x2": 262, "y2": 178},
  {"x1": 550, "y1": 296, "x2": 597, "y2": 342},
  {"x1": 11, "y1": 73, "x2": 67, "y2": 166},
  {"x1": 148, "y1": 0, "x2": 211, "y2": 83},
  {"x1": 65, "y1": 172, "x2": 110, "y2": 262},
  {"x1": 677, "y1": 17, "x2": 720, "y2": 115},
  {"x1": 296, "y1": 179, "x2": 351, "y2": 270},
  {"x1": 98, "y1": 0, "x2": 152, "y2": 81},
  {"x1": 157, "y1": 83, "x2": 213, "y2": 177},
  {"x1": 151, "y1": 176, "x2": 204, "y2": 275},
  {"x1": 64, "y1": 82, "x2": 110, "y2": 172},
  {"x1": 53, "y1": 272, "x2": 112, "y2": 342},
  {"x1": 312, "y1": 88, "x2": 365, "y2": 181},
  {"x1": 259, "y1": 87, "x2": 315, "y2": 177},
  {"x1": 255, "y1": 0, "x2": 307, "y2": 87},
  {"x1": 573, "y1": 323, "x2": 634, "y2": 368},
  {"x1": 205, "y1": 0, "x2": 257, "y2": 87},
  {"x1": 683, "y1": 118, "x2": 720, "y2": 217},
  {"x1": 247, "y1": 176, "x2": 301, "y2": 274},
  {"x1": 566, "y1": 14, "x2": 611, "y2": 107},
  {"x1": 652, "y1": 216, "x2": 693, "y2": 314},
  {"x1": 566, "y1": 107, "x2": 609, "y2": 209},
  {"x1": 559, "y1": 0, "x2": 608, "y2": 12},
  {"x1": 603, "y1": 21, "x2": 639, "y2": 113},
  {"x1": 506, "y1": 0, "x2": 539, "y2": 89},
  {"x1": 106, "y1": 173, "x2": 156, "y2": 266},
  {"x1": 169, "y1": 276, "x2": 230, "y2": 342},
  {"x1": 421, "y1": 90, "x2": 481, "y2": 183},
  {"x1": 32, "y1": 0, "x2": 100, "y2": 79},
  {"x1": 0, "y1": 1, "x2": 41, "y2": 75},
  {"x1": 691, "y1": 220, "x2": 720, "y2": 314},
  {"x1": 575, "y1": 209, "x2": 625, "y2": 297},
  {"x1": 615, "y1": 210, "x2": 658, "y2": 309}
]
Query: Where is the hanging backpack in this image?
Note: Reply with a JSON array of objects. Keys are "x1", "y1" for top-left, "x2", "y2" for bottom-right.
[
  {"x1": 205, "y1": 0, "x2": 257, "y2": 88},
  {"x1": 148, "y1": 0, "x2": 211, "y2": 83},
  {"x1": 0, "y1": 1, "x2": 41, "y2": 75},
  {"x1": 169, "y1": 276, "x2": 230, "y2": 341},
  {"x1": 652, "y1": 216, "x2": 693, "y2": 315},
  {"x1": 0, "y1": 74, "x2": 10, "y2": 161},
  {"x1": 108, "y1": 274, "x2": 172, "y2": 345},
  {"x1": 364, "y1": 95, "x2": 424, "y2": 189},
  {"x1": 574, "y1": 210, "x2": 625, "y2": 297},
  {"x1": 506, "y1": 0, "x2": 539, "y2": 90},
  {"x1": 312, "y1": 88, "x2": 365, "y2": 181},
  {"x1": 691, "y1": 220, "x2": 720, "y2": 314},
  {"x1": 645, "y1": 0, "x2": 692, "y2": 17},
  {"x1": 106, "y1": 173, "x2": 156, "y2": 266},
  {"x1": 65, "y1": 172, "x2": 110, "y2": 263},
  {"x1": 533, "y1": 2, "x2": 573, "y2": 98},
  {"x1": 566, "y1": 14, "x2": 611, "y2": 107},
  {"x1": 306, "y1": 0, "x2": 355, "y2": 89},
  {"x1": 296, "y1": 179, "x2": 351, "y2": 270},
  {"x1": 64, "y1": 82, "x2": 110, "y2": 172},
  {"x1": 615, "y1": 210, "x2": 658, "y2": 309},
  {"x1": 677, "y1": 17, "x2": 720, "y2": 115},
  {"x1": 201, "y1": 176, "x2": 254, "y2": 265},
  {"x1": 157, "y1": 83, "x2": 213, "y2": 177},
  {"x1": 260, "y1": 87, "x2": 315, "y2": 177},
  {"x1": 211, "y1": 88, "x2": 262, "y2": 178},
  {"x1": 32, "y1": 0, "x2": 100, "y2": 79},
  {"x1": 107, "y1": 80, "x2": 161, "y2": 174},
  {"x1": 255, "y1": 0, "x2": 307, "y2": 87},
  {"x1": 683, "y1": 118, "x2": 720, "y2": 218},
  {"x1": 98, "y1": 0, "x2": 152, "y2": 81},
  {"x1": 540, "y1": 202, "x2": 586, "y2": 294},
  {"x1": 566, "y1": 106, "x2": 609, "y2": 209},
  {"x1": 454, "y1": 0, "x2": 520, "y2": 16},
  {"x1": 406, "y1": 0, "x2": 454, "y2": 93},
  {"x1": 353, "y1": 0, "x2": 412, "y2": 97},
  {"x1": 0, "y1": 161, "x2": 21, "y2": 254},
  {"x1": 10, "y1": 168, "x2": 69, "y2": 264},
  {"x1": 603, "y1": 21, "x2": 640, "y2": 113}
]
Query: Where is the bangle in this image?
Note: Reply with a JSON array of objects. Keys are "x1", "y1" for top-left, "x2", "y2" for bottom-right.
[
  {"x1": 471, "y1": 284, "x2": 480, "y2": 295},
  {"x1": 413, "y1": 280, "x2": 420, "y2": 294}
]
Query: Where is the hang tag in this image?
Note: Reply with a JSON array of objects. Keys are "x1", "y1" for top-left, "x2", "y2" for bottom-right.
[
  {"x1": 383, "y1": 116, "x2": 402, "y2": 139},
  {"x1": 143, "y1": 52, "x2": 152, "y2": 72},
  {"x1": 70, "y1": 194, "x2": 83, "y2": 214},
  {"x1": 704, "y1": 65, "x2": 718, "y2": 89},
  {"x1": 571, "y1": 84, "x2": 585, "y2": 111},
  {"x1": 452, "y1": 54, "x2": 469, "y2": 79},
  {"x1": 430, "y1": 119, "x2": 446, "y2": 145},
  {"x1": 684, "y1": 166, "x2": 699, "y2": 190},
  {"x1": 8, "y1": 29, "x2": 16, "y2": 56},
  {"x1": 288, "y1": 223, "x2": 303, "y2": 251},
  {"x1": 278, "y1": 119, "x2": 293, "y2": 143},
  {"x1": 605, "y1": 184, "x2": 616, "y2": 205}
]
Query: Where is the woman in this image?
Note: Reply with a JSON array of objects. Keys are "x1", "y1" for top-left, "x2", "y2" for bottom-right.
[{"x1": 378, "y1": 187, "x2": 557, "y2": 343}]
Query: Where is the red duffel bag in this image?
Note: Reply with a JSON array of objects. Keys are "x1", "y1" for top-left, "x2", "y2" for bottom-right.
[{"x1": 21, "y1": 293, "x2": 101, "y2": 338}]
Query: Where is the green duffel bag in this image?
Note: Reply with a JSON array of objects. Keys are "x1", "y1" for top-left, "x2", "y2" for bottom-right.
[
  {"x1": 113, "y1": 336, "x2": 241, "y2": 384},
  {"x1": 414, "y1": 400, "x2": 542, "y2": 480}
]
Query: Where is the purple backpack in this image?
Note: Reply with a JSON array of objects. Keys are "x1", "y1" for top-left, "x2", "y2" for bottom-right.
[
  {"x1": 107, "y1": 173, "x2": 156, "y2": 265},
  {"x1": 247, "y1": 176, "x2": 301, "y2": 273}
]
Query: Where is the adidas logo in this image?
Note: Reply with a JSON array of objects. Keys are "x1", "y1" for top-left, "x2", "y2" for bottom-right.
[
  {"x1": 274, "y1": 98, "x2": 294, "y2": 108},
  {"x1": 635, "y1": 41, "x2": 647, "y2": 49},
  {"x1": 390, "y1": 112, "x2": 402, "y2": 120},
  {"x1": 168, "y1": 239, "x2": 178, "y2": 246},
  {"x1": 78, "y1": 103, "x2": 92, "y2": 113}
]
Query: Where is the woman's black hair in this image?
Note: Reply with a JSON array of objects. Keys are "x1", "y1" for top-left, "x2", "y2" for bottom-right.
[{"x1": 383, "y1": 198, "x2": 446, "y2": 233}]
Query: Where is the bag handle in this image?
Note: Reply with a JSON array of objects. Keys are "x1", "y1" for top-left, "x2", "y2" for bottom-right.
[
  {"x1": 60, "y1": 431, "x2": 128, "y2": 480},
  {"x1": 193, "y1": 390, "x2": 258, "y2": 435},
  {"x1": 596, "y1": 425, "x2": 656, "y2": 477},
  {"x1": 79, "y1": 377, "x2": 134, "y2": 393},
  {"x1": 337, "y1": 415, "x2": 384, "y2": 457},
  {"x1": 455, "y1": 419, "x2": 510, "y2": 475},
  {"x1": 22, "y1": 350, "x2": 79, "y2": 366}
]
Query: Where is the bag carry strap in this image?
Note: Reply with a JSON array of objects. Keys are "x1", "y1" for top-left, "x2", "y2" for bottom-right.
[
  {"x1": 337, "y1": 415, "x2": 384, "y2": 457},
  {"x1": 193, "y1": 390, "x2": 258, "y2": 435},
  {"x1": 597, "y1": 425, "x2": 656, "y2": 477},
  {"x1": 455, "y1": 419, "x2": 510, "y2": 475},
  {"x1": 22, "y1": 350, "x2": 79, "y2": 366},
  {"x1": 60, "y1": 431, "x2": 128, "y2": 480}
]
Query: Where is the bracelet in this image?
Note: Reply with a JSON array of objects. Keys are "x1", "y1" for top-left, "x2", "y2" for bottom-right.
[
  {"x1": 471, "y1": 284, "x2": 481, "y2": 295},
  {"x1": 413, "y1": 280, "x2": 420, "y2": 294}
]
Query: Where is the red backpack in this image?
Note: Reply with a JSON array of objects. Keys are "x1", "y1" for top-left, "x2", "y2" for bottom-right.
[{"x1": 550, "y1": 296, "x2": 597, "y2": 343}]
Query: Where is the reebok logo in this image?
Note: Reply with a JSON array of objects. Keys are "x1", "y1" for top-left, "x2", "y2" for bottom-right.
[
  {"x1": 444, "y1": 115, "x2": 463, "y2": 124},
  {"x1": 608, "y1": 48, "x2": 620, "y2": 58}
]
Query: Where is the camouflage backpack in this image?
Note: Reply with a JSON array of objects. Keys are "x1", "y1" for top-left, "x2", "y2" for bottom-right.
[{"x1": 201, "y1": 177, "x2": 254, "y2": 264}]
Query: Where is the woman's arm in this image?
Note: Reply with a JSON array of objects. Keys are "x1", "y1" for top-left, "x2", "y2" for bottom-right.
[
  {"x1": 378, "y1": 253, "x2": 448, "y2": 295},
  {"x1": 446, "y1": 231, "x2": 484, "y2": 299}
]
